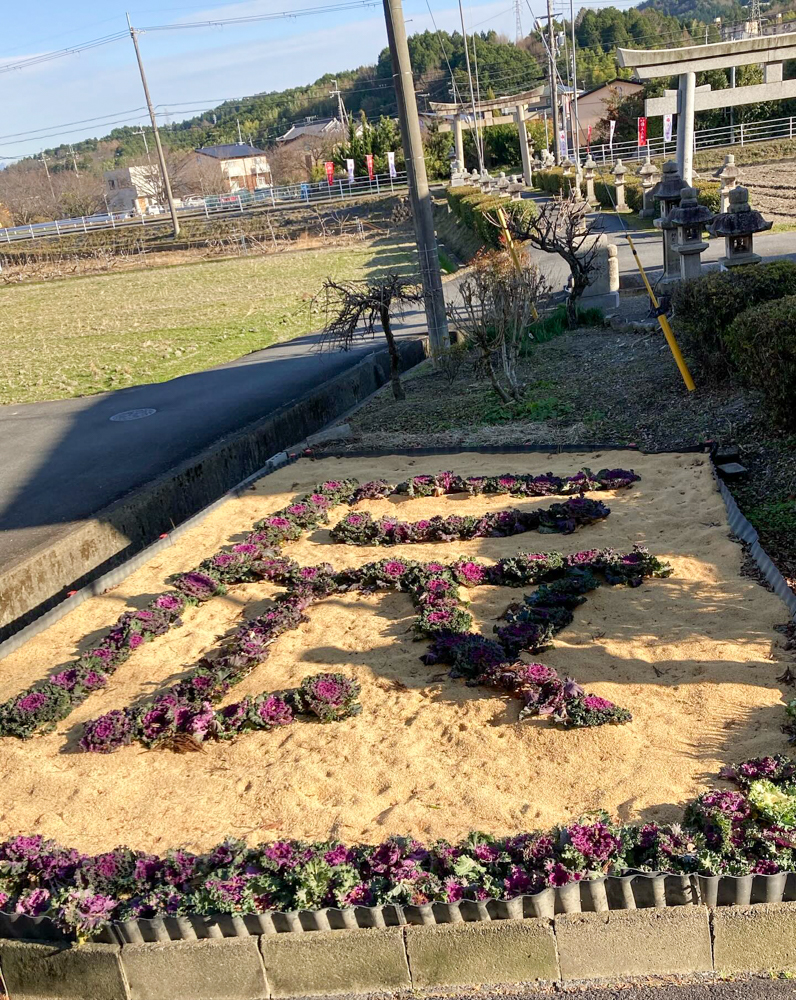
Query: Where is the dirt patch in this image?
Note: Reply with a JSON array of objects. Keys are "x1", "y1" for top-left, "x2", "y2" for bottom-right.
[{"x1": 0, "y1": 451, "x2": 791, "y2": 854}]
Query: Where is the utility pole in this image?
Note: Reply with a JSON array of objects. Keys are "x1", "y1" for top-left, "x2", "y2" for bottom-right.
[
  {"x1": 382, "y1": 0, "x2": 448, "y2": 357},
  {"x1": 514, "y1": 0, "x2": 523, "y2": 42},
  {"x1": 570, "y1": 0, "x2": 581, "y2": 166},
  {"x1": 330, "y1": 79, "x2": 349, "y2": 127},
  {"x1": 126, "y1": 13, "x2": 180, "y2": 237},
  {"x1": 40, "y1": 152, "x2": 56, "y2": 206},
  {"x1": 69, "y1": 144, "x2": 80, "y2": 174},
  {"x1": 458, "y1": 0, "x2": 484, "y2": 174},
  {"x1": 237, "y1": 118, "x2": 244, "y2": 144},
  {"x1": 546, "y1": 0, "x2": 561, "y2": 164}
]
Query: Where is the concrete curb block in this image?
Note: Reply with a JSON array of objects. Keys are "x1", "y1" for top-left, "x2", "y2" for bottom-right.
[
  {"x1": 712, "y1": 902, "x2": 796, "y2": 974},
  {"x1": 7, "y1": 904, "x2": 796, "y2": 998},
  {"x1": 0, "y1": 337, "x2": 429, "y2": 648},
  {"x1": 121, "y1": 937, "x2": 268, "y2": 1000},
  {"x1": 260, "y1": 927, "x2": 410, "y2": 998},
  {"x1": 404, "y1": 918, "x2": 558, "y2": 988},
  {"x1": 554, "y1": 907, "x2": 713, "y2": 981}
]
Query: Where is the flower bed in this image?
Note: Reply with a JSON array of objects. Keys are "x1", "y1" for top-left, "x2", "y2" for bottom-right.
[
  {"x1": 0, "y1": 451, "x2": 788, "y2": 922},
  {"x1": 1, "y1": 755, "x2": 795, "y2": 938},
  {"x1": 0, "y1": 468, "x2": 637, "y2": 741}
]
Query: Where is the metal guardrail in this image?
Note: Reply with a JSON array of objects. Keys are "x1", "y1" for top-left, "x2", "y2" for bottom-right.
[
  {"x1": 0, "y1": 171, "x2": 409, "y2": 244},
  {"x1": 580, "y1": 113, "x2": 796, "y2": 166}
]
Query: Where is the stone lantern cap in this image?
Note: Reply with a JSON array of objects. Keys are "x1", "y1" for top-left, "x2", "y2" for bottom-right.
[
  {"x1": 652, "y1": 160, "x2": 683, "y2": 201},
  {"x1": 714, "y1": 153, "x2": 740, "y2": 183},
  {"x1": 709, "y1": 186, "x2": 773, "y2": 236},
  {"x1": 668, "y1": 187, "x2": 714, "y2": 227},
  {"x1": 639, "y1": 155, "x2": 659, "y2": 181},
  {"x1": 612, "y1": 158, "x2": 626, "y2": 177},
  {"x1": 583, "y1": 154, "x2": 597, "y2": 170}
]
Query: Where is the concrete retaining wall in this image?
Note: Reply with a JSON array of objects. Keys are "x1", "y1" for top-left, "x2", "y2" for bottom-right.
[
  {"x1": 4, "y1": 903, "x2": 796, "y2": 999},
  {"x1": 0, "y1": 338, "x2": 429, "y2": 644}
]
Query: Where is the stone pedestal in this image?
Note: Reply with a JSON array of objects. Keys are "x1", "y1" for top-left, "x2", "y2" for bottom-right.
[
  {"x1": 639, "y1": 155, "x2": 660, "y2": 218},
  {"x1": 612, "y1": 159, "x2": 632, "y2": 213},
  {"x1": 580, "y1": 234, "x2": 619, "y2": 310},
  {"x1": 582, "y1": 155, "x2": 599, "y2": 207}
]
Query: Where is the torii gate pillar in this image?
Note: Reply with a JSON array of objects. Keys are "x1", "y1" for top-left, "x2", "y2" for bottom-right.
[{"x1": 676, "y1": 72, "x2": 696, "y2": 187}]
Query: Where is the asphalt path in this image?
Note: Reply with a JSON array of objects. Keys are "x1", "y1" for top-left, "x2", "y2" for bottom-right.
[
  {"x1": 0, "y1": 311, "x2": 427, "y2": 569},
  {"x1": 435, "y1": 980, "x2": 796, "y2": 1000}
]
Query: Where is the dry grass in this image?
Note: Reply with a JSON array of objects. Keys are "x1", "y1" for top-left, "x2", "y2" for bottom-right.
[{"x1": 0, "y1": 238, "x2": 414, "y2": 405}]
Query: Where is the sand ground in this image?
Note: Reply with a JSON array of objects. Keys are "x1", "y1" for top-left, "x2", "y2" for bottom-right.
[{"x1": 0, "y1": 451, "x2": 790, "y2": 854}]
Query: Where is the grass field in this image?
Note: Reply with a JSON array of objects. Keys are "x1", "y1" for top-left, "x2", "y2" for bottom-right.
[{"x1": 1, "y1": 239, "x2": 414, "y2": 406}]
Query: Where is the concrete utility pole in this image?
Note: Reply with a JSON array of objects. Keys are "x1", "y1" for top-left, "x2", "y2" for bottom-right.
[
  {"x1": 40, "y1": 152, "x2": 56, "y2": 206},
  {"x1": 570, "y1": 0, "x2": 581, "y2": 164},
  {"x1": 382, "y1": 0, "x2": 449, "y2": 357},
  {"x1": 330, "y1": 79, "x2": 349, "y2": 127},
  {"x1": 457, "y1": 0, "x2": 484, "y2": 173},
  {"x1": 126, "y1": 13, "x2": 180, "y2": 238},
  {"x1": 546, "y1": 0, "x2": 561, "y2": 164}
]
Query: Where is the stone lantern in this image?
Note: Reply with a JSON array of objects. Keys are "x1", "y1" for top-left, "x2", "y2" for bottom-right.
[
  {"x1": 716, "y1": 153, "x2": 741, "y2": 213},
  {"x1": 582, "y1": 155, "x2": 599, "y2": 207},
  {"x1": 668, "y1": 186, "x2": 714, "y2": 280},
  {"x1": 561, "y1": 159, "x2": 579, "y2": 199},
  {"x1": 612, "y1": 159, "x2": 632, "y2": 212},
  {"x1": 709, "y1": 186, "x2": 773, "y2": 268},
  {"x1": 652, "y1": 161, "x2": 684, "y2": 284},
  {"x1": 638, "y1": 154, "x2": 660, "y2": 218}
]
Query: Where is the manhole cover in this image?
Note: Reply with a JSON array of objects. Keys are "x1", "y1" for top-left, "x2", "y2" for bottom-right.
[{"x1": 109, "y1": 408, "x2": 157, "y2": 422}]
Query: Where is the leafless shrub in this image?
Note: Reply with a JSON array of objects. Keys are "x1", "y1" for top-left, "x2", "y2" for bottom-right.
[
  {"x1": 447, "y1": 249, "x2": 548, "y2": 404},
  {"x1": 315, "y1": 274, "x2": 423, "y2": 400}
]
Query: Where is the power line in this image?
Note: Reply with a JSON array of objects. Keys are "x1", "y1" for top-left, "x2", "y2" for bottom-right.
[
  {"x1": 138, "y1": 1, "x2": 380, "y2": 31},
  {"x1": 0, "y1": 32, "x2": 129, "y2": 75}
]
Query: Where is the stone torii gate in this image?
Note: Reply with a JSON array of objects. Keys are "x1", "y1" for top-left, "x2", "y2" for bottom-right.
[
  {"x1": 617, "y1": 32, "x2": 796, "y2": 186},
  {"x1": 429, "y1": 88, "x2": 544, "y2": 186}
]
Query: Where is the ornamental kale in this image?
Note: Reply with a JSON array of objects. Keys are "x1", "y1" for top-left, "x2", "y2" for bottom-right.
[{"x1": 291, "y1": 673, "x2": 362, "y2": 723}]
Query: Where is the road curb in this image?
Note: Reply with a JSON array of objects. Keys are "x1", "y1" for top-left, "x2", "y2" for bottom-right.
[
  {"x1": 0, "y1": 337, "x2": 429, "y2": 650},
  {"x1": 6, "y1": 904, "x2": 796, "y2": 998}
]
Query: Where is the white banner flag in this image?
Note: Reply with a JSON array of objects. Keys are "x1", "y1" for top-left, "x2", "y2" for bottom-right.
[
  {"x1": 346, "y1": 158, "x2": 355, "y2": 183},
  {"x1": 609, "y1": 119, "x2": 616, "y2": 148},
  {"x1": 664, "y1": 114, "x2": 673, "y2": 143},
  {"x1": 387, "y1": 151, "x2": 397, "y2": 178},
  {"x1": 558, "y1": 129, "x2": 568, "y2": 159}
]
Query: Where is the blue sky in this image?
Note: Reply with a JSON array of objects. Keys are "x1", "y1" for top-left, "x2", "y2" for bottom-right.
[{"x1": 0, "y1": 0, "x2": 532, "y2": 160}]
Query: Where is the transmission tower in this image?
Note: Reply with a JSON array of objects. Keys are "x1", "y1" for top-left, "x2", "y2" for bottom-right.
[
  {"x1": 514, "y1": 0, "x2": 523, "y2": 42},
  {"x1": 748, "y1": 0, "x2": 761, "y2": 34}
]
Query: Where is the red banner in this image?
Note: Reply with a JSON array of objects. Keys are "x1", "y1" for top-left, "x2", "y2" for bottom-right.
[
  {"x1": 325, "y1": 161, "x2": 335, "y2": 185},
  {"x1": 365, "y1": 153, "x2": 374, "y2": 180},
  {"x1": 587, "y1": 124, "x2": 592, "y2": 150},
  {"x1": 637, "y1": 117, "x2": 648, "y2": 147}
]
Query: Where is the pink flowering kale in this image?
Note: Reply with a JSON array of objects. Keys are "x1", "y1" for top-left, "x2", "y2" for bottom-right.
[{"x1": 292, "y1": 673, "x2": 362, "y2": 723}]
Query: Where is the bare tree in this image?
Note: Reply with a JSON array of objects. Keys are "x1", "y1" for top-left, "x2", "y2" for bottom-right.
[
  {"x1": 504, "y1": 192, "x2": 602, "y2": 326},
  {"x1": 0, "y1": 161, "x2": 56, "y2": 224},
  {"x1": 447, "y1": 249, "x2": 548, "y2": 404},
  {"x1": 267, "y1": 143, "x2": 311, "y2": 185},
  {"x1": 316, "y1": 274, "x2": 423, "y2": 400}
]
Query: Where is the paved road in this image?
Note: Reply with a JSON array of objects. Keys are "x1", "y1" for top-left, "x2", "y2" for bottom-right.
[
  {"x1": 438, "y1": 978, "x2": 796, "y2": 1000},
  {"x1": 0, "y1": 313, "x2": 425, "y2": 569}
]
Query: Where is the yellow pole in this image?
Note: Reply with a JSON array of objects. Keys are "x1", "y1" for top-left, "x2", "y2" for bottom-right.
[
  {"x1": 496, "y1": 206, "x2": 539, "y2": 321},
  {"x1": 625, "y1": 233, "x2": 696, "y2": 393}
]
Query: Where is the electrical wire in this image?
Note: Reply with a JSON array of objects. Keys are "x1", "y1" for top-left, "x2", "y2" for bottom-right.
[
  {"x1": 0, "y1": 32, "x2": 129, "y2": 75},
  {"x1": 138, "y1": 1, "x2": 380, "y2": 31}
]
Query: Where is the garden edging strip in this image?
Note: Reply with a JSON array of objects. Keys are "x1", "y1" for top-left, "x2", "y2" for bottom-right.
[{"x1": 5, "y1": 903, "x2": 796, "y2": 998}]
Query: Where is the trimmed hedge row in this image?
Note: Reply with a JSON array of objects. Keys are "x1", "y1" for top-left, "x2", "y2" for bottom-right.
[
  {"x1": 672, "y1": 261, "x2": 796, "y2": 428},
  {"x1": 725, "y1": 296, "x2": 796, "y2": 429},
  {"x1": 445, "y1": 186, "x2": 536, "y2": 248}
]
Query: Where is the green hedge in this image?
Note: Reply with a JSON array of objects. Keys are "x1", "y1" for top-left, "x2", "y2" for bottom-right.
[
  {"x1": 671, "y1": 260, "x2": 796, "y2": 375},
  {"x1": 725, "y1": 295, "x2": 796, "y2": 429},
  {"x1": 445, "y1": 185, "x2": 536, "y2": 249}
]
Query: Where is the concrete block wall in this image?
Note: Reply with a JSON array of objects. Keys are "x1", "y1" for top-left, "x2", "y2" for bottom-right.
[{"x1": 4, "y1": 904, "x2": 796, "y2": 999}]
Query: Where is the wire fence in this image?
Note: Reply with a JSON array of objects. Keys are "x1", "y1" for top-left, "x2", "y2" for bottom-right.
[
  {"x1": 581, "y1": 114, "x2": 796, "y2": 166},
  {"x1": 0, "y1": 171, "x2": 409, "y2": 244}
]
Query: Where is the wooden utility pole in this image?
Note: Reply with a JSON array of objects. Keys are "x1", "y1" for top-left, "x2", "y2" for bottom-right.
[
  {"x1": 382, "y1": 0, "x2": 448, "y2": 358},
  {"x1": 546, "y1": 0, "x2": 561, "y2": 164},
  {"x1": 126, "y1": 13, "x2": 180, "y2": 238}
]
